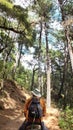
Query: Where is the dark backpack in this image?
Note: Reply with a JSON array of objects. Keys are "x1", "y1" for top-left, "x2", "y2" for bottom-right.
[{"x1": 28, "y1": 97, "x2": 43, "y2": 119}]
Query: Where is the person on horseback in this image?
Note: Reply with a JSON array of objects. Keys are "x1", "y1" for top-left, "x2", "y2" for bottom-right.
[{"x1": 19, "y1": 88, "x2": 48, "y2": 130}]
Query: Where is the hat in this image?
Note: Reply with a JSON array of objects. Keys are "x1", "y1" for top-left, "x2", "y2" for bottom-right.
[{"x1": 31, "y1": 88, "x2": 41, "y2": 98}]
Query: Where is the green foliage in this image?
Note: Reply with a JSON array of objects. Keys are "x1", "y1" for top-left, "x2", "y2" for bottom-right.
[
  {"x1": 64, "y1": 0, "x2": 73, "y2": 15},
  {"x1": 5, "y1": 61, "x2": 14, "y2": 77},
  {"x1": 59, "y1": 106, "x2": 73, "y2": 130},
  {"x1": 0, "y1": 0, "x2": 35, "y2": 47},
  {"x1": 0, "y1": 60, "x2": 4, "y2": 72},
  {"x1": 0, "y1": 60, "x2": 4, "y2": 78},
  {"x1": 15, "y1": 65, "x2": 32, "y2": 89},
  {"x1": 16, "y1": 77, "x2": 25, "y2": 87},
  {"x1": 0, "y1": 0, "x2": 13, "y2": 17},
  {"x1": 0, "y1": 0, "x2": 13, "y2": 9},
  {"x1": 13, "y1": 5, "x2": 28, "y2": 23}
]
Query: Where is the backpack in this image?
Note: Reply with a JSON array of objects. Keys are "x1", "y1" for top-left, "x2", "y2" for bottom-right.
[{"x1": 28, "y1": 97, "x2": 43, "y2": 119}]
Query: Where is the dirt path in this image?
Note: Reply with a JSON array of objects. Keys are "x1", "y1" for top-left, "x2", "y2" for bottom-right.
[
  {"x1": 0, "y1": 106, "x2": 61, "y2": 130},
  {"x1": 0, "y1": 106, "x2": 25, "y2": 130}
]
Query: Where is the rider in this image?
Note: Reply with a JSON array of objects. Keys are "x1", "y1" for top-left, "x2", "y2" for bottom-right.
[{"x1": 19, "y1": 88, "x2": 48, "y2": 130}]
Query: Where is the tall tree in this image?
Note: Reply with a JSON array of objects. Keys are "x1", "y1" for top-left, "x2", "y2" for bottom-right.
[
  {"x1": 58, "y1": 0, "x2": 73, "y2": 72},
  {"x1": 38, "y1": 21, "x2": 42, "y2": 90},
  {"x1": 30, "y1": 0, "x2": 53, "y2": 107},
  {"x1": 45, "y1": 22, "x2": 51, "y2": 107}
]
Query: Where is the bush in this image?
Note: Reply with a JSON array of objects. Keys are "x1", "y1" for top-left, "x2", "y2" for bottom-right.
[{"x1": 59, "y1": 106, "x2": 73, "y2": 130}]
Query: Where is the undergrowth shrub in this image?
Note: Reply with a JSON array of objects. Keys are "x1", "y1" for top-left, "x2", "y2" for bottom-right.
[{"x1": 59, "y1": 106, "x2": 73, "y2": 130}]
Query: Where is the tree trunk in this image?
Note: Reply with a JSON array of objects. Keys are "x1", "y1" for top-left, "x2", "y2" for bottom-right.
[
  {"x1": 31, "y1": 68, "x2": 35, "y2": 90},
  {"x1": 38, "y1": 21, "x2": 42, "y2": 90},
  {"x1": 45, "y1": 22, "x2": 51, "y2": 108},
  {"x1": 58, "y1": 42, "x2": 68, "y2": 99},
  {"x1": 18, "y1": 44, "x2": 23, "y2": 67},
  {"x1": 65, "y1": 27, "x2": 73, "y2": 72}
]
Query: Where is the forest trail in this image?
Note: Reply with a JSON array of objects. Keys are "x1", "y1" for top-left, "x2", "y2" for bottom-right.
[
  {"x1": 0, "y1": 80, "x2": 61, "y2": 130},
  {"x1": 0, "y1": 107, "x2": 25, "y2": 130}
]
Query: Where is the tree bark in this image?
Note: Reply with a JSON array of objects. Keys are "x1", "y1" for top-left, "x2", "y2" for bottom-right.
[
  {"x1": 45, "y1": 22, "x2": 51, "y2": 108},
  {"x1": 38, "y1": 21, "x2": 42, "y2": 90},
  {"x1": 65, "y1": 27, "x2": 73, "y2": 72}
]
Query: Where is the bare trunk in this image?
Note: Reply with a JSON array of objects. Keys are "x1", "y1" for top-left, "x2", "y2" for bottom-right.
[
  {"x1": 18, "y1": 44, "x2": 23, "y2": 67},
  {"x1": 45, "y1": 22, "x2": 51, "y2": 108},
  {"x1": 58, "y1": 42, "x2": 68, "y2": 99},
  {"x1": 38, "y1": 21, "x2": 42, "y2": 90},
  {"x1": 68, "y1": 44, "x2": 73, "y2": 71},
  {"x1": 31, "y1": 67, "x2": 38, "y2": 90},
  {"x1": 65, "y1": 27, "x2": 73, "y2": 72},
  {"x1": 46, "y1": 67, "x2": 51, "y2": 107}
]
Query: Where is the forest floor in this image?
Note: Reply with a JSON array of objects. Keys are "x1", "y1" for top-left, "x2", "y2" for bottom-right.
[{"x1": 0, "y1": 80, "x2": 61, "y2": 130}]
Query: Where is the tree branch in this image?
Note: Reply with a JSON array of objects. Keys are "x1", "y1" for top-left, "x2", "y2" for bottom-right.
[{"x1": 0, "y1": 25, "x2": 25, "y2": 35}]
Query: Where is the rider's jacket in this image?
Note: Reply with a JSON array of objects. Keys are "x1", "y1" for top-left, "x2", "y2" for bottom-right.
[{"x1": 23, "y1": 96, "x2": 46, "y2": 123}]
